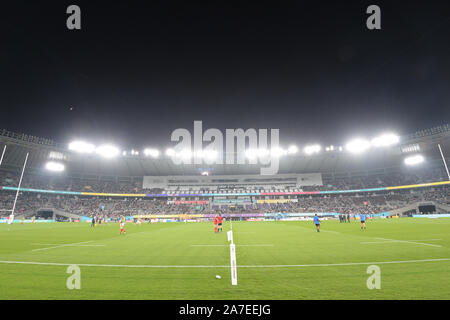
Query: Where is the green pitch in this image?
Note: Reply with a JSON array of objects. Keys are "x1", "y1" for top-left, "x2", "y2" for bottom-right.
[{"x1": 1, "y1": 218, "x2": 450, "y2": 299}]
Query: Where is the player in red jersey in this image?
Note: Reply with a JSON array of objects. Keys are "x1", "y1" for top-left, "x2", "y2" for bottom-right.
[
  {"x1": 213, "y1": 215, "x2": 218, "y2": 233},
  {"x1": 217, "y1": 214, "x2": 223, "y2": 233},
  {"x1": 120, "y1": 221, "x2": 126, "y2": 235}
]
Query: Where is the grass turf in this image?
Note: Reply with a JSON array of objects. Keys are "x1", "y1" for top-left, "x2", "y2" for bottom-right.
[{"x1": 1, "y1": 218, "x2": 450, "y2": 299}]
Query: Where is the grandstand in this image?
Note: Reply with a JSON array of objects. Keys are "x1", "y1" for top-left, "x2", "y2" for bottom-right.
[{"x1": 0, "y1": 125, "x2": 449, "y2": 222}]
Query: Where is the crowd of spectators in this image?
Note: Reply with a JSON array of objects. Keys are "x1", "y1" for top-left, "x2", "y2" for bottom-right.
[
  {"x1": 1, "y1": 186, "x2": 447, "y2": 218},
  {"x1": 1, "y1": 167, "x2": 448, "y2": 218},
  {"x1": 0, "y1": 167, "x2": 447, "y2": 195}
]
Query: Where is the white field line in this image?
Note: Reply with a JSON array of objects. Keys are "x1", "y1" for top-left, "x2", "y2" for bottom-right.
[
  {"x1": 361, "y1": 239, "x2": 441, "y2": 245},
  {"x1": 191, "y1": 244, "x2": 273, "y2": 247},
  {"x1": 371, "y1": 237, "x2": 443, "y2": 248},
  {"x1": 31, "y1": 243, "x2": 105, "y2": 247},
  {"x1": 31, "y1": 241, "x2": 95, "y2": 252},
  {"x1": 0, "y1": 258, "x2": 450, "y2": 268},
  {"x1": 320, "y1": 230, "x2": 343, "y2": 234}
]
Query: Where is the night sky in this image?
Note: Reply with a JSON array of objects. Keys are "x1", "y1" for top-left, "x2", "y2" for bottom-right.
[{"x1": 2, "y1": 1, "x2": 450, "y2": 150}]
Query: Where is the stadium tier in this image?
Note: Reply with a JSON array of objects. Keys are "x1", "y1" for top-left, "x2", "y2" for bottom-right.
[
  {"x1": 0, "y1": 125, "x2": 449, "y2": 221},
  {"x1": 0, "y1": 185, "x2": 448, "y2": 219}
]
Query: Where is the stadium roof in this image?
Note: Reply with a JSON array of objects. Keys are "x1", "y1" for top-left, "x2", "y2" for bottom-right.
[{"x1": 0, "y1": 125, "x2": 449, "y2": 179}]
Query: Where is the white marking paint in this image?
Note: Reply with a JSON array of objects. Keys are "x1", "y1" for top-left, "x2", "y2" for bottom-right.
[
  {"x1": 31, "y1": 241, "x2": 95, "y2": 252},
  {"x1": 190, "y1": 244, "x2": 274, "y2": 247},
  {"x1": 0, "y1": 258, "x2": 449, "y2": 268},
  {"x1": 361, "y1": 239, "x2": 441, "y2": 245},
  {"x1": 31, "y1": 243, "x2": 105, "y2": 247},
  {"x1": 370, "y1": 237, "x2": 443, "y2": 248}
]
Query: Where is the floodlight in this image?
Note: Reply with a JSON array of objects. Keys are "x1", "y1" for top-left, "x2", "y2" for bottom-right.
[
  {"x1": 166, "y1": 148, "x2": 176, "y2": 157},
  {"x1": 287, "y1": 145, "x2": 298, "y2": 154},
  {"x1": 178, "y1": 149, "x2": 192, "y2": 159},
  {"x1": 271, "y1": 147, "x2": 287, "y2": 157},
  {"x1": 346, "y1": 139, "x2": 371, "y2": 154},
  {"x1": 198, "y1": 150, "x2": 218, "y2": 160},
  {"x1": 372, "y1": 133, "x2": 399, "y2": 147},
  {"x1": 68, "y1": 141, "x2": 95, "y2": 154},
  {"x1": 304, "y1": 145, "x2": 321, "y2": 155},
  {"x1": 246, "y1": 149, "x2": 270, "y2": 159},
  {"x1": 144, "y1": 148, "x2": 160, "y2": 158},
  {"x1": 245, "y1": 149, "x2": 258, "y2": 159},
  {"x1": 45, "y1": 161, "x2": 65, "y2": 172},
  {"x1": 404, "y1": 154, "x2": 424, "y2": 166},
  {"x1": 96, "y1": 144, "x2": 120, "y2": 158}
]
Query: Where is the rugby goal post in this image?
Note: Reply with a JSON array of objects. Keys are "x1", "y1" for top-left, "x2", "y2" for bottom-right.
[{"x1": 8, "y1": 153, "x2": 29, "y2": 224}]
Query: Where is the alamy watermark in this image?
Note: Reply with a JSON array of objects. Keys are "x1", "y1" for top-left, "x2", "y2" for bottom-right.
[
  {"x1": 169, "y1": 121, "x2": 281, "y2": 175},
  {"x1": 366, "y1": 5, "x2": 381, "y2": 30},
  {"x1": 66, "y1": 264, "x2": 81, "y2": 290},
  {"x1": 66, "y1": 5, "x2": 380, "y2": 31},
  {"x1": 366, "y1": 265, "x2": 381, "y2": 290},
  {"x1": 66, "y1": 5, "x2": 81, "y2": 30}
]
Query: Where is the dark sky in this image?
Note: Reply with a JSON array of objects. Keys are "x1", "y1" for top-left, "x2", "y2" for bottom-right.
[{"x1": 1, "y1": 0, "x2": 450, "y2": 150}]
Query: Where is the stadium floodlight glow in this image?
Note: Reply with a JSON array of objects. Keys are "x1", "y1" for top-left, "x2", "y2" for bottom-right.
[
  {"x1": 372, "y1": 133, "x2": 400, "y2": 147},
  {"x1": 404, "y1": 154, "x2": 424, "y2": 166},
  {"x1": 197, "y1": 150, "x2": 218, "y2": 160},
  {"x1": 271, "y1": 147, "x2": 287, "y2": 157},
  {"x1": 245, "y1": 149, "x2": 258, "y2": 159},
  {"x1": 68, "y1": 141, "x2": 95, "y2": 154},
  {"x1": 246, "y1": 148, "x2": 270, "y2": 159},
  {"x1": 96, "y1": 144, "x2": 120, "y2": 158},
  {"x1": 304, "y1": 144, "x2": 321, "y2": 155},
  {"x1": 144, "y1": 148, "x2": 160, "y2": 158},
  {"x1": 177, "y1": 149, "x2": 192, "y2": 159},
  {"x1": 287, "y1": 145, "x2": 298, "y2": 154},
  {"x1": 45, "y1": 161, "x2": 65, "y2": 172},
  {"x1": 258, "y1": 149, "x2": 270, "y2": 156},
  {"x1": 345, "y1": 139, "x2": 371, "y2": 154},
  {"x1": 166, "y1": 148, "x2": 176, "y2": 157}
]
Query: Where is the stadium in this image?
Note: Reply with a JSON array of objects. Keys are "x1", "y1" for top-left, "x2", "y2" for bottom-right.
[{"x1": 1, "y1": 124, "x2": 449, "y2": 299}]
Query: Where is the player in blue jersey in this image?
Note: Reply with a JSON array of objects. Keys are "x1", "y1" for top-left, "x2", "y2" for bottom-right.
[
  {"x1": 313, "y1": 214, "x2": 320, "y2": 232},
  {"x1": 360, "y1": 214, "x2": 366, "y2": 230}
]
